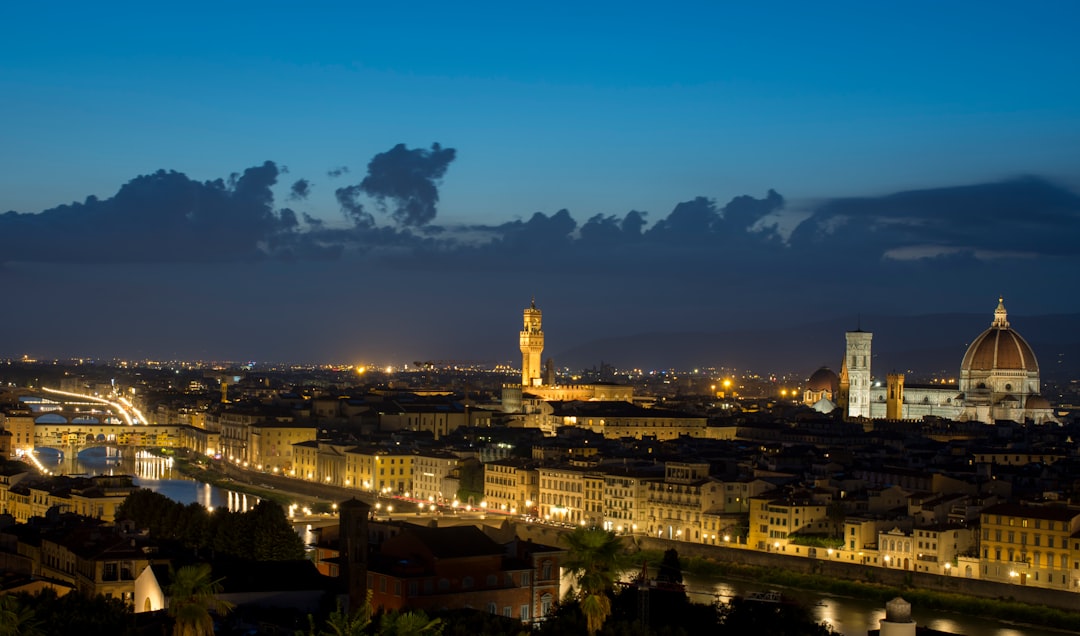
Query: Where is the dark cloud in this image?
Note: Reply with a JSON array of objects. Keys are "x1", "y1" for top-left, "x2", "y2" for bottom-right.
[
  {"x1": 335, "y1": 184, "x2": 373, "y2": 227},
  {"x1": 492, "y1": 209, "x2": 578, "y2": 251},
  {"x1": 5, "y1": 158, "x2": 1078, "y2": 331},
  {"x1": 289, "y1": 178, "x2": 311, "y2": 201},
  {"x1": 358, "y1": 142, "x2": 457, "y2": 227},
  {"x1": 621, "y1": 210, "x2": 647, "y2": 237},
  {"x1": 327, "y1": 166, "x2": 350, "y2": 179},
  {"x1": 5, "y1": 166, "x2": 1080, "y2": 366},
  {"x1": 647, "y1": 196, "x2": 718, "y2": 241},
  {"x1": 789, "y1": 177, "x2": 1080, "y2": 259},
  {"x1": 0, "y1": 161, "x2": 338, "y2": 264},
  {"x1": 722, "y1": 189, "x2": 785, "y2": 240}
]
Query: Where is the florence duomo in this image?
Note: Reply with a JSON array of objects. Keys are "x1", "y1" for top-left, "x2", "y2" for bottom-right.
[{"x1": 805, "y1": 298, "x2": 1057, "y2": 425}]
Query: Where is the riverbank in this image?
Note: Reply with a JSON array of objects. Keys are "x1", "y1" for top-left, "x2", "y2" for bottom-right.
[
  {"x1": 631, "y1": 548, "x2": 1080, "y2": 633},
  {"x1": 161, "y1": 450, "x2": 369, "y2": 512},
  {"x1": 158, "y1": 456, "x2": 1080, "y2": 633},
  {"x1": 159, "y1": 450, "x2": 299, "y2": 508}
]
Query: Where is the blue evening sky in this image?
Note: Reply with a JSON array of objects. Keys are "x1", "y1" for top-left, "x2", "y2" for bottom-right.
[{"x1": 4, "y1": 1, "x2": 1079, "y2": 227}]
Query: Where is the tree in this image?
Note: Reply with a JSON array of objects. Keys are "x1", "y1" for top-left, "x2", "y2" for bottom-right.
[
  {"x1": 717, "y1": 596, "x2": 839, "y2": 636},
  {"x1": 296, "y1": 593, "x2": 372, "y2": 636},
  {"x1": 167, "y1": 563, "x2": 234, "y2": 636},
  {"x1": 455, "y1": 458, "x2": 484, "y2": 504},
  {"x1": 246, "y1": 500, "x2": 306, "y2": 560},
  {"x1": 561, "y1": 527, "x2": 623, "y2": 635},
  {"x1": 656, "y1": 548, "x2": 683, "y2": 585},
  {"x1": 0, "y1": 594, "x2": 42, "y2": 636},
  {"x1": 378, "y1": 610, "x2": 443, "y2": 636},
  {"x1": 8, "y1": 587, "x2": 137, "y2": 635}
]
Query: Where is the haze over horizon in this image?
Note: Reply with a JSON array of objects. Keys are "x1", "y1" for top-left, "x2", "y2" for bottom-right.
[{"x1": 3, "y1": 2, "x2": 1079, "y2": 368}]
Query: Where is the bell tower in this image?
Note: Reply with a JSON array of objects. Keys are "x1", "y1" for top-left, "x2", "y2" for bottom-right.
[
  {"x1": 845, "y1": 329, "x2": 873, "y2": 419},
  {"x1": 520, "y1": 298, "x2": 544, "y2": 387},
  {"x1": 886, "y1": 373, "x2": 905, "y2": 420}
]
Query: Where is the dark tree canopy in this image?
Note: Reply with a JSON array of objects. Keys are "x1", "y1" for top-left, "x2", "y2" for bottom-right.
[{"x1": 116, "y1": 489, "x2": 304, "y2": 560}]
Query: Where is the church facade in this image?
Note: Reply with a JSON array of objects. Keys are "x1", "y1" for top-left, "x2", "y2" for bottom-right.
[{"x1": 812, "y1": 299, "x2": 1056, "y2": 425}]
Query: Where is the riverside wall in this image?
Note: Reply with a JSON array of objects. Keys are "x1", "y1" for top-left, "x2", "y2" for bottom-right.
[
  {"x1": 511, "y1": 523, "x2": 1080, "y2": 612},
  {"x1": 197, "y1": 462, "x2": 1080, "y2": 612},
  {"x1": 213, "y1": 459, "x2": 376, "y2": 505}
]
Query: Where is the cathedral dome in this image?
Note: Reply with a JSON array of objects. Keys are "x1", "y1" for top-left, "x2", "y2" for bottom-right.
[
  {"x1": 960, "y1": 299, "x2": 1039, "y2": 374},
  {"x1": 807, "y1": 367, "x2": 839, "y2": 393},
  {"x1": 1025, "y1": 394, "x2": 1051, "y2": 410}
]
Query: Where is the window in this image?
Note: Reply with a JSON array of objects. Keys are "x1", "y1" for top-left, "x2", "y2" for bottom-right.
[
  {"x1": 521, "y1": 571, "x2": 530, "y2": 586},
  {"x1": 487, "y1": 602, "x2": 497, "y2": 614},
  {"x1": 462, "y1": 576, "x2": 474, "y2": 589},
  {"x1": 521, "y1": 605, "x2": 530, "y2": 621},
  {"x1": 540, "y1": 593, "x2": 553, "y2": 617}
]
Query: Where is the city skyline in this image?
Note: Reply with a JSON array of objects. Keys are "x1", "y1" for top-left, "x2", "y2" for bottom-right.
[{"x1": 3, "y1": 2, "x2": 1080, "y2": 365}]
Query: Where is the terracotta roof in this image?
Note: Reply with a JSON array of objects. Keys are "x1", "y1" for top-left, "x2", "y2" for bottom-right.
[
  {"x1": 981, "y1": 503, "x2": 1080, "y2": 522},
  {"x1": 806, "y1": 367, "x2": 839, "y2": 393},
  {"x1": 961, "y1": 299, "x2": 1039, "y2": 373},
  {"x1": 962, "y1": 327, "x2": 1039, "y2": 372}
]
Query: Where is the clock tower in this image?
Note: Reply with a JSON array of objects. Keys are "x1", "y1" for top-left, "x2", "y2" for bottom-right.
[{"x1": 520, "y1": 299, "x2": 544, "y2": 387}]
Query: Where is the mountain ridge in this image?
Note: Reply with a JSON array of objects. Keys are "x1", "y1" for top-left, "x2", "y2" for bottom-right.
[{"x1": 552, "y1": 312, "x2": 1080, "y2": 379}]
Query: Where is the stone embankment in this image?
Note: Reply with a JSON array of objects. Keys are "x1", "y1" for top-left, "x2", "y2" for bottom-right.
[
  {"x1": 180, "y1": 457, "x2": 1080, "y2": 613},
  {"x1": 512, "y1": 523, "x2": 1080, "y2": 612}
]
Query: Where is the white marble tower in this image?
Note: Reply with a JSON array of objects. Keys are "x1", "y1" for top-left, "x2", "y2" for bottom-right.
[{"x1": 845, "y1": 329, "x2": 872, "y2": 419}]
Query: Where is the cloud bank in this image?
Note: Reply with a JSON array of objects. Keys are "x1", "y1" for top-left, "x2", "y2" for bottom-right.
[{"x1": 3, "y1": 145, "x2": 1080, "y2": 367}]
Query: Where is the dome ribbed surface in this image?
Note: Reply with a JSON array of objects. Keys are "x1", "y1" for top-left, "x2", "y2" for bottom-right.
[{"x1": 961, "y1": 327, "x2": 1038, "y2": 373}]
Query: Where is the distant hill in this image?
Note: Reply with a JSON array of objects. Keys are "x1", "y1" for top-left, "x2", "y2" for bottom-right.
[{"x1": 552, "y1": 312, "x2": 1080, "y2": 380}]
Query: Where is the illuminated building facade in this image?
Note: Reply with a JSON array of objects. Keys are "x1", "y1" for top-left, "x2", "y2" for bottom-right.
[
  {"x1": 979, "y1": 503, "x2": 1080, "y2": 589},
  {"x1": 502, "y1": 300, "x2": 633, "y2": 415},
  {"x1": 520, "y1": 299, "x2": 544, "y2": 387},
  {"x1": 833, "y1": 299, "x2": 1055, "y2": 424}
]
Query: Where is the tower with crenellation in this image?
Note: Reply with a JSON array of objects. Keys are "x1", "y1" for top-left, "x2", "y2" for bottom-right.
[{"x1": 520, "y1": 298, "x2": 544, "y2": 387}]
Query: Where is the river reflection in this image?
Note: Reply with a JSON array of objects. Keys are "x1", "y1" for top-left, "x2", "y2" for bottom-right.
[
  {"x1": 668, "y1": 572, "x2": 1074, "y2": 636},
  {"x1": 35, "y1": 448, "x2": 1075, "y2": 635},
  {"x1": 35, "y1": 446, "x2": 258, "y2": 512}
]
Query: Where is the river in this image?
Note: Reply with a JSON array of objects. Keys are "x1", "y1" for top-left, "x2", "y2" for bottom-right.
[
  {"x1": 672, "y1": 573, "x2": 1078, "y2": 636},
  {"x1": 37, "y1": 446, "x2": 261, "y2": 512},
  {"x1": 40, "y1": 447, "x2": 1077, "y2": 636}
]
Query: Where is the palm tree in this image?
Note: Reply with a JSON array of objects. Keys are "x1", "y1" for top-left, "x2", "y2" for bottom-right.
[
  {"x1": 167, "y1": 563, "x2": 234, "y2": 636},
  {"x1": 378, "y1": 610, "x2": 443, "y2": 635},
  {"x1": 296, "y1": 593, "x2": 373, "y2": 636},
  {"x1": 0, "y1": 594, "x2": 42, "y2": 636},
  {"x1": 561, "y1": 526, "x2": 623, "y2": 635}
]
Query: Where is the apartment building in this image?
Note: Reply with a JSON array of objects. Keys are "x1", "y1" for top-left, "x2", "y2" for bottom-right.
[
  {"x1": 412, "y1": 450, "x2": 459, "y2": 505},
  {"x1": 748, "y1": 493, "x2": 832, "y2": 552},
  {"x1": 484, "y1": 458, "x2": 539, "y2": 516},
  {"x1": 979, "y1": 503, "x2": 1080, "y2": 589}
]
